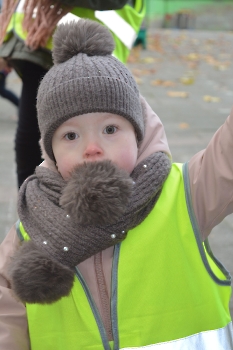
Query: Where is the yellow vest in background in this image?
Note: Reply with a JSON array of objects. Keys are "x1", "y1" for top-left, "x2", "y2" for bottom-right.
[
  {"x1": 5, "y1": 0, "x2": 145, "y2": 63},
  {"x1": 18, "y1": 163, "x2": 233, "y2": 349}
]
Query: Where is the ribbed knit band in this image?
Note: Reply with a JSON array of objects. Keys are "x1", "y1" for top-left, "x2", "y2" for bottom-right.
[
  {"x1": 37, "y1": 53, "x2": 144, "y2": 161},
  {"x1": 18, "y1": 152, "x2": 171, "y2": 268}
]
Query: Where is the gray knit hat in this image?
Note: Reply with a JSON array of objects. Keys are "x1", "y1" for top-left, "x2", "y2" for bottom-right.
[{"x1": 37, "y1": 19, "x2": 144, "y2": 161}]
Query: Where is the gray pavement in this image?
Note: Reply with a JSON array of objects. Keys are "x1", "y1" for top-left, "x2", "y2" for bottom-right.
[
  {"x1": 0, "y1": 72, "x2": 19, "y2": 236},
  {"x1": 0, "y1": 28, "x2": 233, "y2": 316}
]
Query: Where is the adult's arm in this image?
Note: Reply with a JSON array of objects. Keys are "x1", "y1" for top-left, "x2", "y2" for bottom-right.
[
  {"x1": 60, "y1": 0, "x2": 129, "y2": 10},
  {"x1": 0, "y1": 225, "x2": 30, "y2": 350},
  {"x1": 188, "y1": 107, "x2": 233, "y2": 240}
]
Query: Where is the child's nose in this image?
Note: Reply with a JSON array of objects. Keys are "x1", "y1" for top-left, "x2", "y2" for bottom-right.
[{"x1": 83, "y1": 143, "x2": 103, "y2": 159}]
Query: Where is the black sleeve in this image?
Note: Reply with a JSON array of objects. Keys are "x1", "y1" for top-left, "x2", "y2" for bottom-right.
[{"x1": 60, "y1": 0, "x2": 129, "y2": 10}]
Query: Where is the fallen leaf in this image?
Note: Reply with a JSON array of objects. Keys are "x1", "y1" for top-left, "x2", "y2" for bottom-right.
[
  {"x1": 216, "y1": 64, "x2": 228, "y2": 71},
  {"x1": 150, "y1": 79, "x2": 163, "y2": 86},
  {"x1": 167, "y1": 91, "x2": 189, "y2": 98},
  {"x1": 205, "y1": 39, "x2": 215, "y2": 45},
  {"x1": 203, "y1": 56, "x2": 230, "y2": 70},
  {"x1": 204, "y1": 55, "x2": 217, "y2": 65},
  {"x1": 163, "y1": 80, "x2": 176, "y2": 87},
  {"x1": 180, "y1": 75, "x2": 195, "y2": 85},
  {"x1": 187, "y1": 61, "x2": 199, "y2": 70},
  {"x1": 186, "y1": 53, "x2": 200, "y2": 61},
  {"x1": 150, "y1": 80, "x2": 176, "y2": 87},
  {"x1": 127, "y1": 46, "x2": 142, "y2": 63},
  {"x1": 179, "y1": 123, "x2": 190, "y2": 129},
  {"x1": 140, "y1": 57, "x2": 155, "y2": 64},
  {"x1": 134, "y1": 76, "x2": 143, "y2": 85},
  {"x1": 132, "y1": 68, "x2": 156, "y2": 77},
  {"x1": 147, "y1": 34, "x2": 164, "y2": 53},
  {"x1": 203, "y1": 95, "x2": 220, "y2": 102}
]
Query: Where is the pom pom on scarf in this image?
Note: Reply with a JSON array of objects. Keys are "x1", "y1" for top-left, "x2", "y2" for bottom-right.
[
  {"x1": 8, "y1": 240, "x2": 74, "y2": 304},
  {"x1": 60, "y1": 160, "x2": 134, "y2": 226}
]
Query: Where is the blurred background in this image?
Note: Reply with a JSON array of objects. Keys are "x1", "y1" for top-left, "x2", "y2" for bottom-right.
[{"x1": 145, "y1": 0, "x2": 233, "y2": 30}]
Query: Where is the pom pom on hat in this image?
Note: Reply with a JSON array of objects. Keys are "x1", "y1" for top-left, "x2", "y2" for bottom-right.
[{"x1": 52, "y1": 19, "x2": 115, "y2": 64}]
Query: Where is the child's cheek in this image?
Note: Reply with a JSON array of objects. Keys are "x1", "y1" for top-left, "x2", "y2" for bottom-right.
[
  {"x1": 117, "y1": 148, "x2": 137, "y2": 174},
  {"x1": 56, "y1": 156, "x2": 75, "y2": 180}
]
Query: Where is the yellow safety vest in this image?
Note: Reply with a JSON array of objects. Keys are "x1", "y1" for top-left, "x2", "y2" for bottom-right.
[
  {"x1": 5, "y1": 0, "x2": 145, "y2": 63},
  {"x1": 17, "y1": 163, "x2": 233, "y2": 349}
]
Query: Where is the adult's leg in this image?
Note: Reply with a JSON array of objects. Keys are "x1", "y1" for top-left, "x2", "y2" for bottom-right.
[
  {"x1": 15, "y1": 61, "x2": 47, "y2": 188},
  {"x1": 0, "y1": 79, "x2": 19, "y2": 106}
]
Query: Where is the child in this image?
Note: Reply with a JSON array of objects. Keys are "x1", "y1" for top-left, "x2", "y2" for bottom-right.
[
  {"x1": 0, "y1": 0, "x2": 145, "y2": 188},
  {"x1": 0, "y1": 19, "x2": 233, "y2": 350}
]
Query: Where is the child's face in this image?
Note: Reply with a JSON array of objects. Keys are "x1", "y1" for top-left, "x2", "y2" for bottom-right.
[{"x1": 52, "y1": 112, "x2": 138, "y2": 180}]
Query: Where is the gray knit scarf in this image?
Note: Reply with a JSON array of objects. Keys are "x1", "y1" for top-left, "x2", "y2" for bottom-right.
[{"x1": 11, "y1": 152, "x2": 171, "y2": 304}]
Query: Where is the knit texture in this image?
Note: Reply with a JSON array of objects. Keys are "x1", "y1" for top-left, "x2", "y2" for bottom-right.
[
  {"x1": 37, "y1": 19, "x2": 144, "y2": 161},
  {"x1": 18, "y1": 152, "x2": 171, "y2": 268},
  {"x1": 60, "y1": 160, "x2": 134, "y2": 226},
  {"x1": 9, "y1": 152, "x2": 171, "y2": 303}
]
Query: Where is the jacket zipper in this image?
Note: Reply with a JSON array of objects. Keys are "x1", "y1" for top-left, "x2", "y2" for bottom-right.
[
  {"x1": 75, "y1": 267, "x2": 111, "y2": 350},
  {"x1": 94, "y1": 252, "x2": 113, "y2": 340},
  {"x1": 75, "y1": 243, "x2": 121, "y2": 350},
  {"x1": 111, "y1": 243, "x2": 121, "y2": 350}
]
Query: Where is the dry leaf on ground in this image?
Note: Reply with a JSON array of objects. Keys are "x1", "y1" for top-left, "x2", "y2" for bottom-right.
[
  {"x1": 203, "y1": 55, "x2": 230, "y2": 70},
  {"x1": 150, "y1": 80, "x2": 176, "y2": 87},
  {"x1": 203, "y1": 95, "x2": 220, "y2": 102},
  {"x1": 151, "y1": 79, "x2": 163, "y2": 86},
  {"x1": 167, "y1": 91, "x2": 189, "y2": 98},
  {"x1": 140, "y1": 57, "x2": 156, "y2": 64},
  {"x1": 179, "y1": 123, "x2": 190, "y2": 129},
  {"x1": 163, "y1": 80, "x2": 176, "y2": 87},
  {"x1": 127, "y1": 46, "x2": 142, "y2": 63},
  {"x1": 133, "y1": 77, "x2": 143, "y2": 85},
  {"x1": 148, "y1": 34, "x2": 164, "y2": 53},
  {"x1": 186, "y1": 53, "x2": 200, "y2": 61},
  {"x1": 132, "y1": 68, "x2": 156, "y2": 77},
  {"x1": 180, "y1": 75, "x2": 195, "y2": 85},
  {"x1": 215, "y1": 63, "x2": 229, "y2": 71}
]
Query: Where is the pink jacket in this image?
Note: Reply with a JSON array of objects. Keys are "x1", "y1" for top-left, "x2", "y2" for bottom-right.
[{"x1": 1, "y1": 97, "x2": 233, "y2": 349}]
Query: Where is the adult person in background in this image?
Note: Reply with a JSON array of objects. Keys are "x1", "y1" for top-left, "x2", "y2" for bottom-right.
[
  {"x1": 0, "y1": 0, "x2": 145, "y2": 188},
  {"x1": 0, "y1": 64, "x2": 19, "y2": 107}
]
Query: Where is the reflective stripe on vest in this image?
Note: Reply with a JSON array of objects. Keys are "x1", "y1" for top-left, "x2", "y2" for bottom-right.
[
  {"x1": 15, "y1": 0, "x2": 25, "y2": 13},
  {"x1": 58, "y1": 11, "x2": 136, "y2": 50},
  {"x1": 19, "y1": 163, "x2": 232, "y2": 349},
  {"x1": 121, "y1": 322, "x2": 233, "y2": 349},
  {"x1": 95, "y1": 11, "x2": 136, "y2": 49},
  {"x1": 59, "y1": 11, "x2": 137, "y2": 50}
]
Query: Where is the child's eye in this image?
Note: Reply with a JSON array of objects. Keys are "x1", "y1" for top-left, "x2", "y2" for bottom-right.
[
  {"x1": 104, "y1": 125, "x2": 117, "y2": 134},
  {"x1": 65, "y1": 132, "x2": 78, "y2": 140}
]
